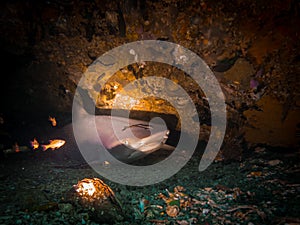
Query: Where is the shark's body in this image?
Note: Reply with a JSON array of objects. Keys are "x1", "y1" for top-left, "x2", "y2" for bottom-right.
[
  {"x1": 68, "y1": 87, "x2": 175, "y2": 164},
  {"x1": 38, "y1": 86, "x2": 175, "y2": 164},
  {"x1": 72, "y1": 103, "x2": 174, "y2": 163},
  {"x1": 42, "y1": 111, "x2": 174, "y2": 165}
]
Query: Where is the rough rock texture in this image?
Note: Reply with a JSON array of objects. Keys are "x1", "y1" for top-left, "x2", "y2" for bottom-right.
[
  {"x1": 244, "y1": 95, "x2": 299, "y2": 147},
  {"x1": 65, "y1": 178, "x2": 123, "y2": 223},
  {"x1": 1, "y1": 0, "x2": 299, "y2": 160}
]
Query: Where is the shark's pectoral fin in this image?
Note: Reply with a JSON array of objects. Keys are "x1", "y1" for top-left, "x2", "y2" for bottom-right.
[
  {"x1": 126, "y1": 140, "x2": 162, "y2": 160},
  {"x1": 127, "y1": 143, "x2": 175, "y2": 160}
]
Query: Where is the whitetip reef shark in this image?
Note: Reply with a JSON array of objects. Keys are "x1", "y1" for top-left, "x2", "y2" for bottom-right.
[{"x1": 70, "y1": 87, "x2": 175, "y2": 164}]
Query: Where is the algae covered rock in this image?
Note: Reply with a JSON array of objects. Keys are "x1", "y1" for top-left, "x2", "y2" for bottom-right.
[{"x1": 65, "y1": 178, "x2": 123, "y2": 223}]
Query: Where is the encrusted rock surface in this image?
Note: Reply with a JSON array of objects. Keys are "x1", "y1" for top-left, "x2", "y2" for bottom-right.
[{"x1": 1, "y1": 0, "x2": 299, "y2": 160}]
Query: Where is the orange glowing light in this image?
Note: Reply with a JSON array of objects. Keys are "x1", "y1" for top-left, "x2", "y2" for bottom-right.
[
  {"x1": 76, "y1": 182, "x2": 96, "y2": 196},
  {"x1": 30, "y1": 138, "x2": 39, "y2": 150},
  {"x1": 48, "y1": 116, "x2": 57, "y2": 127}
]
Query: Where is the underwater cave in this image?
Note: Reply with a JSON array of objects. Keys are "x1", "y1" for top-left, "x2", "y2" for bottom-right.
[{"x1": 0, "y1": 0, "x2": 299, "y2": 224}]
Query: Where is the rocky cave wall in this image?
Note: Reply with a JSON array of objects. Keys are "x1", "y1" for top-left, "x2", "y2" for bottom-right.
[{"x1": 0, "y1": 0, "x2": 299, "y2": 160}]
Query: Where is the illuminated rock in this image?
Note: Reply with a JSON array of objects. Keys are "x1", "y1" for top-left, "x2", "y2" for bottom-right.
[{"x1": 65, "y1": 178, "x2": 123, "y2": 223}]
